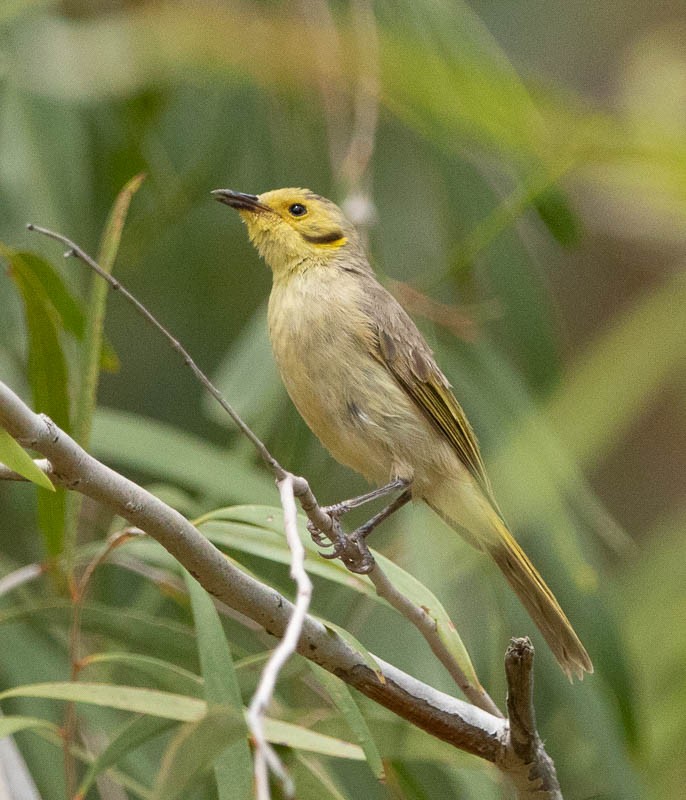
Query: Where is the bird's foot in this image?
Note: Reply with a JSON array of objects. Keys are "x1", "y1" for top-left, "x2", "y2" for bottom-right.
[
  {"x1": 306, "y1": 486, "x2": 412, "y2": 575},
  {"x1": 307, "y1": 511, "x2": 376, "y2": 574}
]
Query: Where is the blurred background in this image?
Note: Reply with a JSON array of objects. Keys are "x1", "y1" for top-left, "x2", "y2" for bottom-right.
[{"x1": 1, "y1": 1, "x2": 685, "y2": 798}]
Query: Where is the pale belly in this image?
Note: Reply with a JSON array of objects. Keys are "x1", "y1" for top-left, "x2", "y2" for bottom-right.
[{"x1": 267, "y1": 273, "x2": 457, "y2": 492}]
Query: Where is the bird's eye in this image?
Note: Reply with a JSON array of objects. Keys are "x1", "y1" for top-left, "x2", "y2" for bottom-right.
[{"x1": 288, "y1": 203, "x2": 307, "y2": 217}]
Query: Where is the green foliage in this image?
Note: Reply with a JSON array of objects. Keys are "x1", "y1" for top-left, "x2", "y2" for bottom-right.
[{"x1": 0, "y1": 1, "x2": 684, "y2": 798}]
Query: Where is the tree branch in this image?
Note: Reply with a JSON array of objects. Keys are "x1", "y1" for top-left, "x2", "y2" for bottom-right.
[
  {"x1": 0, "y1": 380, "x2": 566, "y2": 797},
  {"x1": 502, "y1": 638, "x2": 563, "y2": 798}
]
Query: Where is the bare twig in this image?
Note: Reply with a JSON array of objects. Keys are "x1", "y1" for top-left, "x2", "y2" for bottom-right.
[
  {"x1": 0, "y1": 563, "x2": 45, "y2": 597},
  {"x1": 0, "y1": 458, "x2": 52, "y2": 481},
  {"x1": 339, "y1": 0, "x2": 381, "y2": 196},
  {"x1": 367, "y1": 565, "x2": 502, "y2": 718},
  {"x1": 502, "y1": 637, "x2": 563, "y2": 798},
  {"x1": 249, "y1": 475, "x2": 312, "y2": 800},
  {"x1": 26, "y1": 224, "x2": 282, "y2": 478}
]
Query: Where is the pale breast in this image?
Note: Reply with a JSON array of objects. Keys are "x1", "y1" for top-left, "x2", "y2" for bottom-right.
[{"x1": 266, "y1": 268, "x2": 460, "y2": 491}]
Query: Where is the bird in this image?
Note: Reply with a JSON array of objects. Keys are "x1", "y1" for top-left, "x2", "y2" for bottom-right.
[{"x1": 213, "y1": 186, "x2": 593, "y2": 681}]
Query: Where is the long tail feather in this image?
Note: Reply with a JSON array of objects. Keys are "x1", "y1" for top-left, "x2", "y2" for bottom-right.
[{"x1": 485, "y1": 516, "x2": 593, "y2": 681}]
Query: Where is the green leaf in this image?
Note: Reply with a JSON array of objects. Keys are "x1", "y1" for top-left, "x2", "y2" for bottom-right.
[
  {"x1": 5, "y1": 246, "x2": 70, "y2": 555},
  {"x1": 199, "y1": 506, "x2": 479, "y2": 690},
  {"x1": 185, "y1": 571, "x2": 252, "y2": 800},
  {"x1": 293, "y1": 753, "x2": 349, "y2": 800},
  {"x1": 0, "y1": 682, "x2": 207, "y2": 721},
  {"x1": 0, "y1": 715, "x2": 59, "y2": 737},
  {"x1": 196, "y1": 507, "x2": 378, "y2": 599},
  {"x1": 0, "y1": 682, "x2": 363, "y2": 759},
  {"x1": 77, "y1": 715, "x2": 178, "y2": 799},
  {"x1": 263, "y1": 718, "x2": 364, "y2": 761},
  {"x1": 205, "y1": 302, "x2": 285, "y2": 429},
  {"x1": 309, "y1": 662, "x2": 385, "y2": 781},
  {"x1": 0, "y1": 428, "x2": 54, "y2": 491},
  {"x1": 91, "y1": 408, "x2": 275, "y2": 503},
  {"x1": 80, "y1": 652, "x2": 203, "y2": 697},
  {"x1": 152, "y1": 707, "x2": 246, "y2": 800},
  {"x1": 74, "y1": 173, "x2": 145, "y2": 449},
  {"x1": 533, "y1": 185, "x2": 580, "y2": 246}
]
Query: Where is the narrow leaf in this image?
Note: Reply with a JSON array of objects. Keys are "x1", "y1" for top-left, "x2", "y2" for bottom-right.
[
  {"x1": 185, "y1": 571, "x2": 251, "y2": 800},
  {"x1": 80, "y1": 652, "x2": 203, "y2": 697},
  {"x1": 0, "y1": 715, "x2": 59, "y2": 737},
  {"x1": 309, "y1": 662, "x2": 385, "y2": 781},
  {"x1": 200, "y1": 506, "x2": 479, "y2": 688},
  {"x1": 263, "y1": 718, "x2": 364, "y2": 760},
  {"x1": 152, "y1": 707, "x2": 245, "y2": 800},
  {"x1": 0, "y1": 428, "x2": 54, "y2": 491},
  {"x1": 0, "y1": 682, "x2": 207, "y2": 721},
  {"x1": 77, "y1": 715, "x2": 177, "y2": 799},
  {"x1": 74, "y1": 173, "x2": 145, "y2": 448},
  {"x1": 6, "y1": 247, "x2": 70, "y2": 555}
]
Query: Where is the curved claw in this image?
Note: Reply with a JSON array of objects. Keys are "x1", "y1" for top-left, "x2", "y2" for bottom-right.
[{"x1": 318, "y1": 543, "x2": 346, "y2": 560}]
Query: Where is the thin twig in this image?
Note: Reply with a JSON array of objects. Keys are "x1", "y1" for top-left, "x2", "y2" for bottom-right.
[
  {"x1": 368, "y1": 565, "x2": 503, "y2": 718},
  {"x1": 63, "y1": 529, "x2": 141, "y2": 796},
  {"x1": 0, "y1": 458, "x2": 52, "y2": 481},
  {"x1": 338, "y1": 0, "x2": 381, "y2": 196},
  {"x1": 26, "y1": 224, "x2": 283, "y2": 478},
  {"x1": 249, "y1": 475, "x2": 313, "y2": 800},
  {"x1": 502, "y1": 637, "x2": 563, "y2": 798},
  {"x1": 0, "y1": 562, "x2": 45, "y2": 597}
]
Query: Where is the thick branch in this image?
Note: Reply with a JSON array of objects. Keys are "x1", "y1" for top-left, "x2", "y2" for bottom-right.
[
  {"x1": 502, "y1": 638, "x2": 563, "y2": 798},
  {"x1": 0, "y1": 381, "x2": 504, "y2": 761},
  {"x1": 1, "y1": 382, "x2": 569, "y2": 797}
]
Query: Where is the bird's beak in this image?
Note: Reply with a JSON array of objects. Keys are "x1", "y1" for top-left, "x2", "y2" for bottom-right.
[{"x1": 211, "y1": 189, "x2": 270, "y2": 213}]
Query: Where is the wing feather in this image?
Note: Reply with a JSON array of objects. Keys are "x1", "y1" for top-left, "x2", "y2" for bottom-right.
[{"x1": 365, "y1": 284, "x2": 495, "y2": 504}]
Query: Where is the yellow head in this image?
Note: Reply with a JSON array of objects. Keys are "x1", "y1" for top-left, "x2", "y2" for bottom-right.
[{"x1": 213, "y1": 187, "x2": 362, "y2": 278}]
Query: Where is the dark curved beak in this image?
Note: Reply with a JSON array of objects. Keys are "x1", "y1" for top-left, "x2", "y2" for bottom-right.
[{"x1": 211, "y1": 189, "x2": 269, "y2": 212}]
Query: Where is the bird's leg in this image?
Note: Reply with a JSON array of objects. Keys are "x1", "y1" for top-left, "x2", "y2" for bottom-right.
[
  {"x1": 307, "y1": 478, "x2": 409, "y2": 547},
  {"x1": 321, "y1": 478, "x2": 410, "y2": 519},
  {"x1": 311, "y1": 484, "x2": 412, "y2": 575},
  {"x1": 352, "y1": 489, "x2": 412, "y2": 541}
]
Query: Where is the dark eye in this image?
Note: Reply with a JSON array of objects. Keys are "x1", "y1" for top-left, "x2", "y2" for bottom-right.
[{"x1": 288, "y1": 203, "x2": 307, "y2": 217}]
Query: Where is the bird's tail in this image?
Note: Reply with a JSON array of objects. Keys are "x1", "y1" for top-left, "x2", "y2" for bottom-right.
[
  {"x1": 427, "y1": 485, "x2": 593, "y2": 680},
  {"x1": 484, "y1": 515, "x2": 593, "y2": 680}
]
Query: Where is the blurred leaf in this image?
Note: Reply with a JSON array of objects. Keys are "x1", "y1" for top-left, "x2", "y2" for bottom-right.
[
  {"x1": 0, "y1": 428, "x2": 54, "y2": 491},
  {"x1": 293, "y1": 753, "x2": 349, "y2": 800},
  {"x1": 533, "y1": 185, "x2": 581, "y2": 246},
  {"x1": 184, "y1": 571, "x2": 252, "y2": 800},
  {"x1": 74, "y1": 173, "x2": 145, "y2": 449},
  {"x1": 0, "y1": 682, "x2": 364, "y2": 758},
  {"x1": 7, "y1": 250, "x2": 84, "y2": 338},
  {"x1": 0, "y1": 600, "x2": 198, "y2": 663},
  {"x1": 547, "y1": 271, "x2": 686, "y2": 468},
  {"x1": 309, "y1": 662, "x2": 385, "y2": 781},
  {"x1": 0, "y1": 715, "x2": 59, "y2": 737},
  {"x1": 77, "y1": 715, "x2": 177, "y2": 800},
  {"x1": 91, "y1": 408, "x2": 275, "y2": 503},
  {"x1": 4, "y1": 246, "x2": 70, "y2": 555},
  {"x1": 0, "y1": 682, "x2": 207, "y2": 721},
  {"x1": 263, "y1": 718, "x2": 363, "y2": 761},
  {"x1": 152, "y1": 707, "x2": 245, "y2": 800},
  {"x1": 206, "y1": 302, "x2": 284, "y2": 429},
  {"x1": 80, "y1": 652, "x2": 203, "y2": 697}
]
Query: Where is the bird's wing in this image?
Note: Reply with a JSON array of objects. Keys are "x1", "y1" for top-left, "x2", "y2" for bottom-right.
[{"x1": 363, "y1": 284, "x2": 496, "y2": 504}]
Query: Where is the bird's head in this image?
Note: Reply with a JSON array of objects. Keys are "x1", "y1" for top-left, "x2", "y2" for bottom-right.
[{"x1": 213, "y1": 187, "x2": 361, "y2": 278}]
